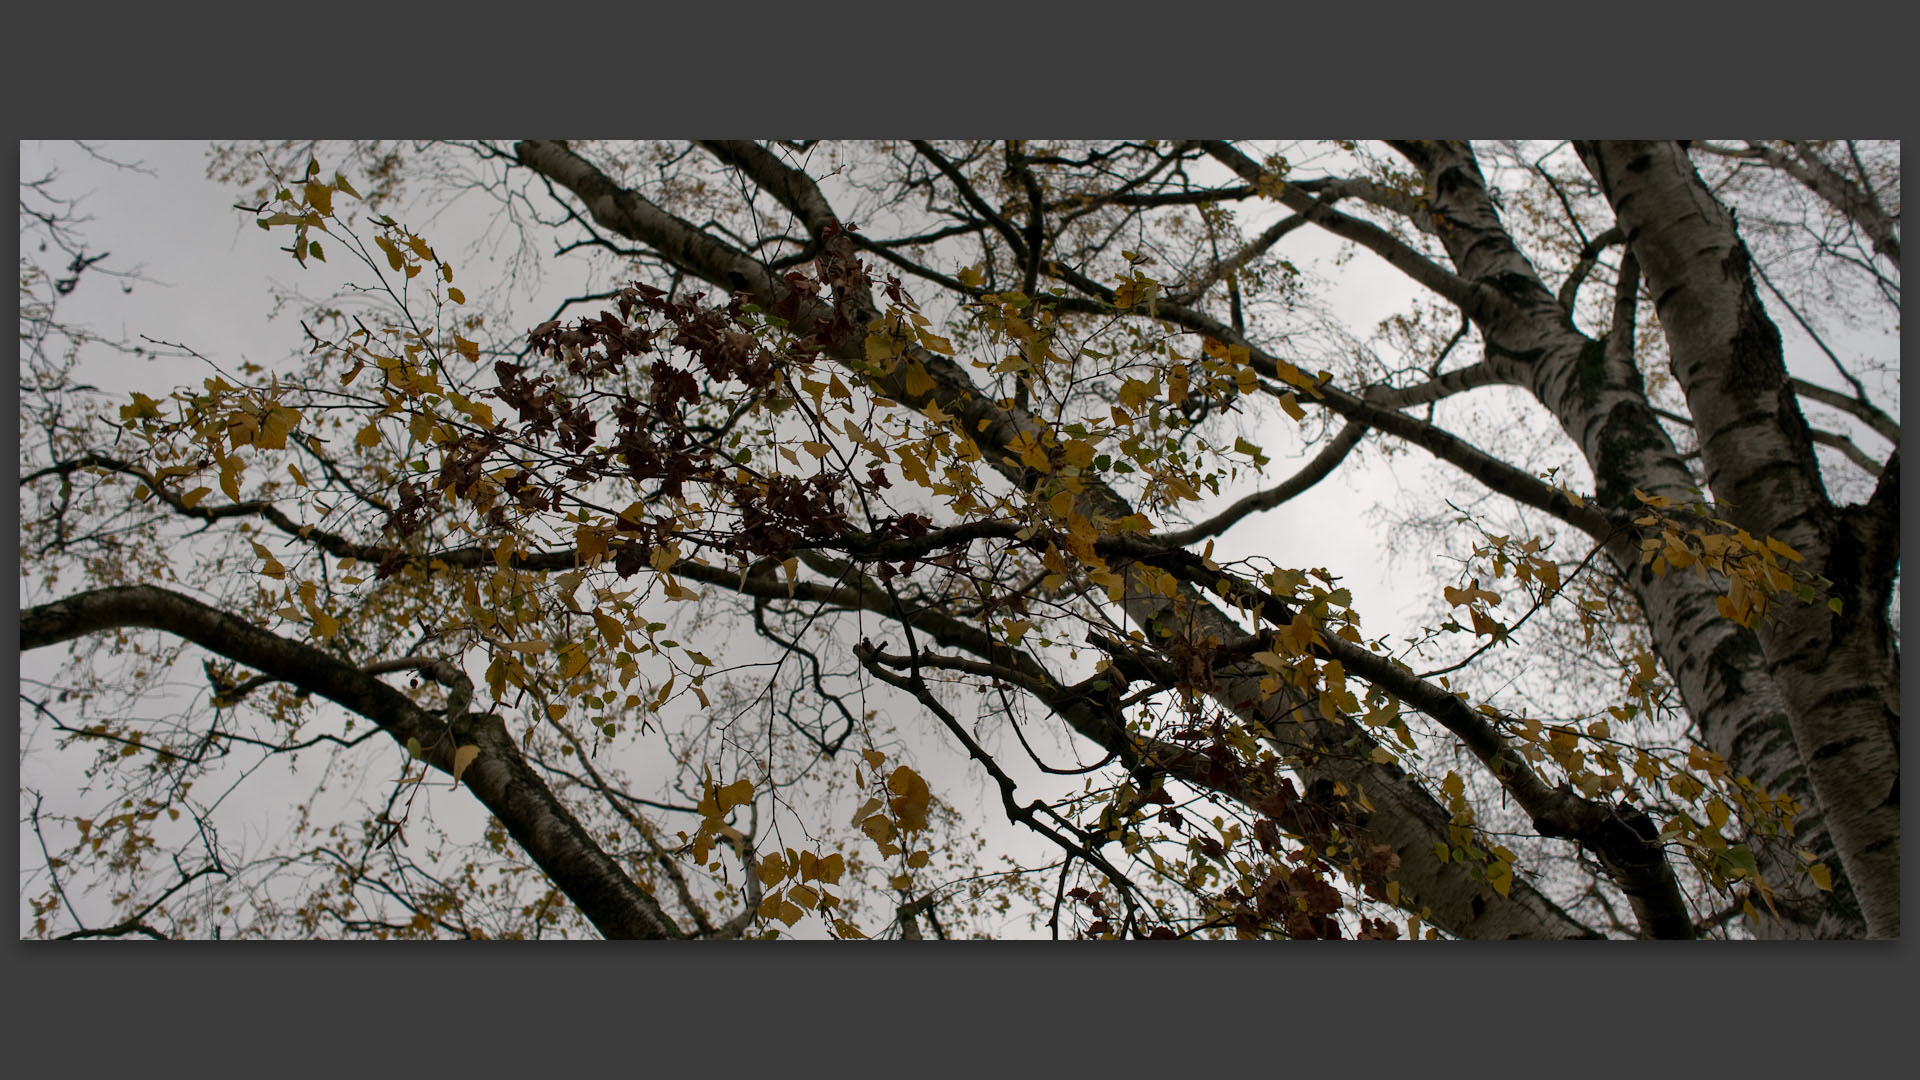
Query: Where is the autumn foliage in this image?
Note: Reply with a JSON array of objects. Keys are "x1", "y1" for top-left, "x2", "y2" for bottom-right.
[{"x1": 20, "y1": 141, "x2": 1898, "y2": 939}]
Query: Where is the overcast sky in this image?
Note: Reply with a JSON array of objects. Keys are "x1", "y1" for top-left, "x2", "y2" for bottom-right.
[{"x1": 18, "y1": 139, "x2": 1897, "y2": 938}]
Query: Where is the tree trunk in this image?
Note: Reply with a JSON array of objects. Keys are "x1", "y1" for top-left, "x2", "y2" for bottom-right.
[{"x1": 1578, "y1": 140, "x2": 1899, "y2": 938}]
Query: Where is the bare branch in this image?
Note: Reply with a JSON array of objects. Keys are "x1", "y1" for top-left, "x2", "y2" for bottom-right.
[
  {"x1": 1791, "y1": 378, "x2": 1900, "y2": 447},
  {"x1": 1155, "y1": 420, "x2": 1369, "y2": 547},
  {"x1": 1200, "y1": 141, "x2": 1493, "y2": 318}
]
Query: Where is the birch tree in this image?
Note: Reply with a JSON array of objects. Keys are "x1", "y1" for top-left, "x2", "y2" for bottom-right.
[{"x1": 19, "y1": 139, "x2": 1898, "y2": 939}]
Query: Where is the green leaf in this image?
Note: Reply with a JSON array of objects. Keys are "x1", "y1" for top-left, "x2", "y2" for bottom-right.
[{"x1": 1716, "y1": 844, "x2": 1759, "y2": 880}]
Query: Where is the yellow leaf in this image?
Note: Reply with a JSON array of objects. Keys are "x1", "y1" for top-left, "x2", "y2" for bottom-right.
[
  {"x1": 817, "y1": 852, "x2": 845, "y2": 885},
  {"x1": 450, "y1": 744, "x2": 481, "y2": 785},
  {"x1": 304, "y1": 181, "x2": 333, "y2": 217},
  {"x1": 902, "y1": 361, "x2": 936, "y2": 399},
  {"x1": 802, "y1": 441, "x2": 832, "y2": 459},
  {"x1": 758, "y1": 853, "x2": 789, "y2": 886},
  {"x1": 119, "y1": 392, "x2": 163, "y2": 423},
  {"x1": 546, "y1": 702, "x2": 568, "y2": 721},
  {"x1": 1277, "y1": 392, "x2": 1305, "y2": 421},
  {"x1": 1117, "y1": 377, "x2": 1155, "y2": 412},
  {"x1": 356, "y1": 424, "x2": 381, "y2": 448},
  {"x1": 454, "y1": 335, "x2": 480, "y2": 363},
  {"x1": 717, "y1": 778, "x2": 755, "y2": 812},
  {"x1": 448, "y1": 287, "x2": 466, "y2": 305},
  {"x1": 915, "y1": 328, "x2": 955, "y2": 355},
  {"x1": 861, "y1": 815, "x2": 896, "y2": 845},
  {"x1": 219, "y1": 456, "x2": 244, "y2": 501},
  {"x1": 887, "y1": 765, "x2": 932, "y2": 831},
  {"x1": 375, "y1": 235, "x2": 405, "y2": 272},
  {"x1": 1808, "y1": 863, "x2": 1833, "y2": 891},
  {"x1": 181, "y1": 486, "x2": 212, "y2": 509}
]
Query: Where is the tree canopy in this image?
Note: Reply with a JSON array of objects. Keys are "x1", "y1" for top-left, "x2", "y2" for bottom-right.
[{"x1": 19, "y1": 139, "x2": 1899, "y2": 939}]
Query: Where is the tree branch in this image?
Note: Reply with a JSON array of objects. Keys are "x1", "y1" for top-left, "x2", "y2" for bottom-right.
[
  {"x1": 1200, "y1": 141, "x2": 1493, "y2": 318},
  {"x1": 1790, "y1": 378, "x2": 1900, "y2": 447},
  {"x1": 1155, "y1": 420, "x2": 1369, "y2": 547},
  {"x1": 21, "y1": 585, "x2": 684, "y2": 940}
]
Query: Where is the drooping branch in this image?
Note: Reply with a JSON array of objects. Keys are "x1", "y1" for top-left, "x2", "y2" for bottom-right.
[
  {"x1": 20, "y1": 585, "x2": 684, "y2": 940},
  {"x1": 854, "y1": 642, "x2": 1155, "y2": 936}
]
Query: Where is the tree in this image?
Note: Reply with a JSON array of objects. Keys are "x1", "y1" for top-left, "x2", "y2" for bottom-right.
[{"x1": 18, "y1": 139, "x2": 1898, "y2": 940}]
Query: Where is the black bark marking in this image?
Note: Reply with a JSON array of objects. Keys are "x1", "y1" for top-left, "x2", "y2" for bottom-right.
[
  {"x1": 1723, "y1": 244, "x2": 1786, "y2": 393},
  {"x1": 1573, "y1": 335, "x2": 1608, "y2": 408}
]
